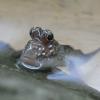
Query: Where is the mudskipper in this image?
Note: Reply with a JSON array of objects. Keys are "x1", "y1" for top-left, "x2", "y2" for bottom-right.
[{"x1": 16, "y1": 27, "x2": 100, "y2": 82}]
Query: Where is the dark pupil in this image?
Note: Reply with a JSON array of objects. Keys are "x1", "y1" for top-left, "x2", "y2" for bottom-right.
[{"x1": 47, "y1": 34, "x2": 54, "y2": 40}]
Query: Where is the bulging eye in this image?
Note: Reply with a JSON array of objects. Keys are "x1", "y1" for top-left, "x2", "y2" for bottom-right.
[
  {"x1": 29, "y1": 27, "x2": 42, "y2": 39},
  {"x1": 47, "y1": 34, "x2": 54, "y2": 40}
]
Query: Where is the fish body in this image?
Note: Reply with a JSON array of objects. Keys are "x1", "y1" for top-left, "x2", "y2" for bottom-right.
[{"x1": 16, "y1": 27, "x2": 100, "y2": 81}]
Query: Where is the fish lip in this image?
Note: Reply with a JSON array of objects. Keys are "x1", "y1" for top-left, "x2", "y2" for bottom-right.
[
  {"x1": 18, "y1": 56, "x2": 42, "y2": 70},
  {"x1": 17, "y1": 60, "x2": 42, "y2": 70},
  {"x1": 21, "y1": 62, "x2": 42, "y2": 70}
]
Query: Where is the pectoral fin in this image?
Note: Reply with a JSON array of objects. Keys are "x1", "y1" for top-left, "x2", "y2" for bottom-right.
[
  {"x1": 47, "y1": 66, "x2": 83, "y2": 83},
  {"x1": 66, "y1": 48, "x2": 100, "y2": 68}
]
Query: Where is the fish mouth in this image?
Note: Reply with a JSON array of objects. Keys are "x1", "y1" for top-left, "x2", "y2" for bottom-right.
[
  {"x1": 17, "y1": 56, "x2": 42, "y2": 70},
  {"x1": 20, "y1": 62, "x2": 42, "y2": 70},
  {"x1": 16, "y1": 27, "x2": 60, "y2": 70}
]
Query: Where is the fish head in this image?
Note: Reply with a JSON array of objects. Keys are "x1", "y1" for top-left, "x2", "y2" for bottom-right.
[{"x1": 17, "y1": 27, "x2": 59, "y2": 70}]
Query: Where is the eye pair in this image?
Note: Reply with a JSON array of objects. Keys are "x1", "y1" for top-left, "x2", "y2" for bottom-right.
[
  {"x1": 29, "y1": 27, "x2": 54, "y2": 41},
  {"x1": 47, "y1": 33, "x2": 54, "y2": 41}
]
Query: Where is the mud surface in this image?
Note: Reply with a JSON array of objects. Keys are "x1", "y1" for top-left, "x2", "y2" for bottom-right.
[{"x1": 0, "y1": 49, "x2": 100, "y2": 100}]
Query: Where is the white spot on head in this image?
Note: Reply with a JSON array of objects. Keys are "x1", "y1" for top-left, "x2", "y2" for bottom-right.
[
  {"x1": 42, "y1": 47, "x2": 45, "y2": 50},
  {"x1": 38, "y1": 47, "x2": 42, "y2": 51},
  {"x1": 27, "y1": 44, "x2": 32, "y2": 51},
  {"x1": 50, "y1": 49, "x2": 54, "y2": 53},
  {"x1": 37, "y1": 53, "x2": 41, "y2": 56},
  {"x1": 42, "y1": 52, "x2": 46, "y2": 56},
  {"x1": 48, "y1": 45, "x2": 53, "y2": 48}
]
